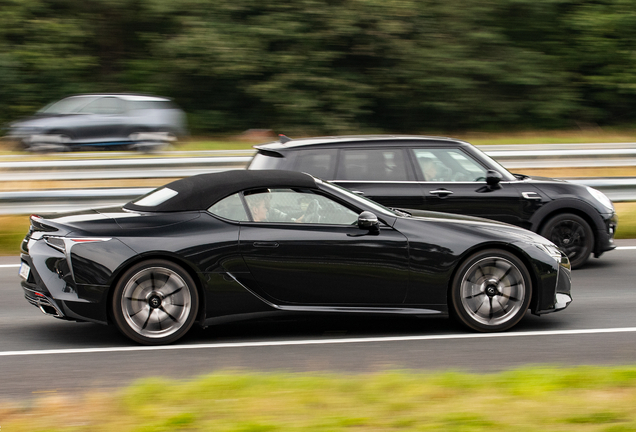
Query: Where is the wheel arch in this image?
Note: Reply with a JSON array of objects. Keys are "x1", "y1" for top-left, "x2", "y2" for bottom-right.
[
  {"x1": 106, "y1": 252, "x2": 207, "y2": 326},
  {"x1": 446, "y1": 242, "x2": 539, "y2": 313},
  {"x1": 530, "y1": 199, "x2": 603, "y2": 235}
]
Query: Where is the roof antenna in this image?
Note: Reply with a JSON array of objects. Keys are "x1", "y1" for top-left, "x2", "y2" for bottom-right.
[{"x1": 278, "y1": 134, "x2": 291, "y2": 144}]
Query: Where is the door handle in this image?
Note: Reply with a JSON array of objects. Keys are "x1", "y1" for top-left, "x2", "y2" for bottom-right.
[
  {"x1": 429, "y1": 189, "x2": 454, "y2": 196},
  {"x1": 253, "y1": 241, "x2": 279, "y2": 248}
]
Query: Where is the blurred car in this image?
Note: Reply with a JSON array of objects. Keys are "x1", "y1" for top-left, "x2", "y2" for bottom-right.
[
  {"x1": 248, "y1": 135, "x2": 617, "y2": 268},
  {"x1": 19, "y1": 170, "x2": 571, "y2": 345},
  {"x1": 4, "y1": 94, "x2": 187, "y2": 151}
]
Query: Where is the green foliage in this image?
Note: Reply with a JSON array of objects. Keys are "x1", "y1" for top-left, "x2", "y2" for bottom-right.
[
  {"x1": 6, "y1": 368, "x2": 636, "y2": 430},
  {"x1": 1, "y1": 0, "x2": 636, "y2": 133}
]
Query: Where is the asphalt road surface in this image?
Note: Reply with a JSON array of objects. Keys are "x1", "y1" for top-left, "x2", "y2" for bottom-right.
[{"x1": 1, "y1": 241, "x2": 636, "y2": 400}]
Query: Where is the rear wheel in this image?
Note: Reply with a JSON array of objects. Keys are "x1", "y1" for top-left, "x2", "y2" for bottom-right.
[
  {"x1": 451, "y1": 249, "x2": 531, "y2": 332},
  {"x1": 540, "y1": 213, "x2": 593, "y2": 269},
  {"x1": 112, "y1": 259, "x2": 199, "y2": 345}
]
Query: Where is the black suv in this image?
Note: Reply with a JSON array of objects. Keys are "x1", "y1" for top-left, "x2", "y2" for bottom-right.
[{"x1": 248, "y1": 135, "x2": 617, "y2": 268}]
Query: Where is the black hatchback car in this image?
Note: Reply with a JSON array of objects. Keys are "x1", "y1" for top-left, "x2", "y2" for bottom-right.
[{"x1": 248, "y1": 135, "x2": 617, "y2": 268}]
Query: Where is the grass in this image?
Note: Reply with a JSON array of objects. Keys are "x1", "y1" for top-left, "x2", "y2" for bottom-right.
[
  {"x1": 614, "y1": 203, "x2": 636, "y2": 239},
  {"x1": 0, "y1": 216, "x2": 29, "y2": 255},
  {"x1": 3, "y1": 367, "x2": 636, "y2": 431},
  {"x1": 2, "y1": 203, "x2": 635, "y2": 256}
]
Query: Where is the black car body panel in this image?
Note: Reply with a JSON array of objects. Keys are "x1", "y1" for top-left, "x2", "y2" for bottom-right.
[
  {"x1": 249, "y1": 135, "x2": 616, "y2": 267},
  {"x1": 19, "y1": 170, "x2": 572, "y2": 343}
]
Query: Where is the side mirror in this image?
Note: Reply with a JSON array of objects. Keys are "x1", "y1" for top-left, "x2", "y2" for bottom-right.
[
  {"x1": 358, "y1": 211, "x2": 380, "y2": 231},
  {"x1": 486, "y1": 170, "x2": 502, "y2": 189}
]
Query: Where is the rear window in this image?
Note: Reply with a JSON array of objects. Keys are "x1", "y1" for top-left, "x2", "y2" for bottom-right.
[
  {"x1": 339, "y1": 149, "x2": 409, "y2": 181},
  {"x1": 132, "y1": 188, "x2": 178, "y2": 207},
  {"x1": 249, "y1": 152, "x2": 286, "y2": 170}
]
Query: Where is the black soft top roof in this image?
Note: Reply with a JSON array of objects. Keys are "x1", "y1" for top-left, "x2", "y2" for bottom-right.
[{"x1": 124, "y1": 170, "x2": 317, "y2": 212}]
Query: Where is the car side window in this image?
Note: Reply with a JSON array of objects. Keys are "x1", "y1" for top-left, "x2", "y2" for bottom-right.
[
  {"x1": 340, "y1": 149, "x2": 409, "y2": 181},
  {"x1": 79, "y1": 97, "x2": 125, "y2": 115},
  {"x1": 412, "y1": 148, "x2": 487, "y2": 182},
  {"x1": 293, "y1": 149, "x2": 337, "y2": 179},
  {"x1": 208, "y1": 193, "x2": 249, "y2": 221},
  {"x1": 243, "y1": 189, "x2": 358, "y2": 225}
]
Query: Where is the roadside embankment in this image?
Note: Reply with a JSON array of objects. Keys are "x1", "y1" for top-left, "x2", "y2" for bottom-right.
[{"x1": 3, "y1": 368, "x2": 636, "y2": 430}]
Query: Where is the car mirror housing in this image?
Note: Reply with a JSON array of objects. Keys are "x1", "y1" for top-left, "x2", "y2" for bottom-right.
[
  {"x1": 358, "y1": 211, "x2": 380, "y2": 231},
  {"x1": 486, "y1": 170, "x2": 503, "y2": 189}
]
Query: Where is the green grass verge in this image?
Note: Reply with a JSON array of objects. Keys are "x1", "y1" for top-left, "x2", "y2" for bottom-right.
[
  {"x1": 0, "y1": 216, "x2": 30, "y2": 255},
  {"x1": 1, "y1": 204, "x2": 635, "y2": 256},
  {"x1": 4, "y1": 367, "x2": 636, "y2": 431}
]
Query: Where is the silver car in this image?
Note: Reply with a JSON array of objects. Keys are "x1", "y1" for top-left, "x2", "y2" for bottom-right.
[{"x1": 4, "y1": 94, "x2": 187, "y2": 151}]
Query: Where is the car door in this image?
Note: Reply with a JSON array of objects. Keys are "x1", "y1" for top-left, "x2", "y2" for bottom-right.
[
  {"x1": 75, "y1": 97, "x2": 127, "y2": 142},
  {"x1": 331, "y1": 147, "x2": 426, "y2": 209},
  {"x1": 237, "y1": 188, "x2": 410, "y2": 305},
  {"x1": 409, "y1": 147, "x2": 525, "y2": 226}
]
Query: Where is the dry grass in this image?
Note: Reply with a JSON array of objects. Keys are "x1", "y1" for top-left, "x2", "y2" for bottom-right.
[
  {"x1": 456, "y1": 128, "x2": 636, "y2": 145},
  {"x1": 0, "y1": 216, "x2": 30, "y2": 255},
  {"x1": 3, "y1": 368, "x2": 636, "y2": 431}
]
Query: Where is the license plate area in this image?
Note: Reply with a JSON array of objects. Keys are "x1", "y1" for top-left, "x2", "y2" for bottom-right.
[{"x1": 19, "y1": 262, "x2": 31, "y2": 280}]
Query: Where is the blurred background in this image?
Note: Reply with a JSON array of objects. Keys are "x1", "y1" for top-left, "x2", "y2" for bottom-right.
[{"x1": 1, "y1": 0, "x2": 636, "y2": 136}]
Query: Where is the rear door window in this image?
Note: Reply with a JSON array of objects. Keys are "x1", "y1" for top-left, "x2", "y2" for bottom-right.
[
  {"x1": 292, "y1": 149, "x2": 337, "y2": 179},
  {"x1": 338, "y1": 149, "x2": 409, "y2": 181}
]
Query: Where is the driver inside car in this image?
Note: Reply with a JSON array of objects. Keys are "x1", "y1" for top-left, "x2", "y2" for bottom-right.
[{"x1": 247, "y1": 192, "x2": 315, "y2": 223}]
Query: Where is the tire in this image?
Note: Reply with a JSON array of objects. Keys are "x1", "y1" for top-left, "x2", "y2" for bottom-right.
[
  {"x1": 450, "y1": 249, "x2": 532, "y2": 332},
  {"x1": 539, "y1": 213, "x2": 593, "y2": 269},
  {"x1": 112, "y1": 259, "x2": 199, "y2": 345}
]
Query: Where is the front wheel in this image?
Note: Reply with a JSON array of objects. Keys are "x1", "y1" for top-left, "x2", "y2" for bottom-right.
[
  {"x1": 539, "y1": 213, "x2": 593, "y2": 269},
  {"x1": 450, "y1": 249, "x2": 532, "y2": 332},
  {"x1": 112, "y1": 259, "x2": 199, "y2": 345}
]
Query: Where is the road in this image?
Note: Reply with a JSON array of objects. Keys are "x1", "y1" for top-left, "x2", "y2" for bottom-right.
[{"x1": 1, "y1": 241, "x2": 636, "y2": 400}]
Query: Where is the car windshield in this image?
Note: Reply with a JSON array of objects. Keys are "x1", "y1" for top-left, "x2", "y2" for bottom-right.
[
  {"x1": 38, "y1": 96, "x2": 99, "y2": 114},
  {"x1": 318, "y1": 179, "x2": 400, "y2": 218}
]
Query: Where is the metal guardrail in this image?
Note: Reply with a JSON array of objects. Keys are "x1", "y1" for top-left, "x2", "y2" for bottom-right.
[
  {"x1": 0, "y1": 178, "x2": 633, "y2": 215},
  {"x1": 1, "y1": 143, "x2": 636, "y2": 181},
  {"x1": 1, "y1": 143, "x2": 635, "y2": 214}
]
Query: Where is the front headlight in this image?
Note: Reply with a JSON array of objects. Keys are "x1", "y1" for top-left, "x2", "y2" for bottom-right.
[
  {"x1": 536, "y1": 243, "x2": 563, "y2": 262},
  {"x1": 586, "y1": 186, "x2": 614, "y2": 212}
]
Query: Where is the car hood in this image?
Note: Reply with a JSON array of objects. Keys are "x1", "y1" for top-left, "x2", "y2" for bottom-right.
[
  {"x1": 404, "y1": 208, "x2": 554, "y2": 245},
  {"x1": 513, "y1": 173, "x2": 567, "y2": 183}
]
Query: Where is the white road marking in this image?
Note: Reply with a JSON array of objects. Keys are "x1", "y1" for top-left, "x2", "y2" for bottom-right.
[
  {"x1": 617, "y1": 246, "x2": 636, "y2": 250},
  {"x1": 0, "y1": 264, "x2": 20, "y2": 268},
  {"x1": 1, "y1": 327, "x2": 636, "y2": 357}
]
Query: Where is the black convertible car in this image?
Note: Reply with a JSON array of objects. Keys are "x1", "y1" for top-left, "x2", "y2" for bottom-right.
[{"x1": 19, "y1": 170, "x2": 571, "y2": 345}]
